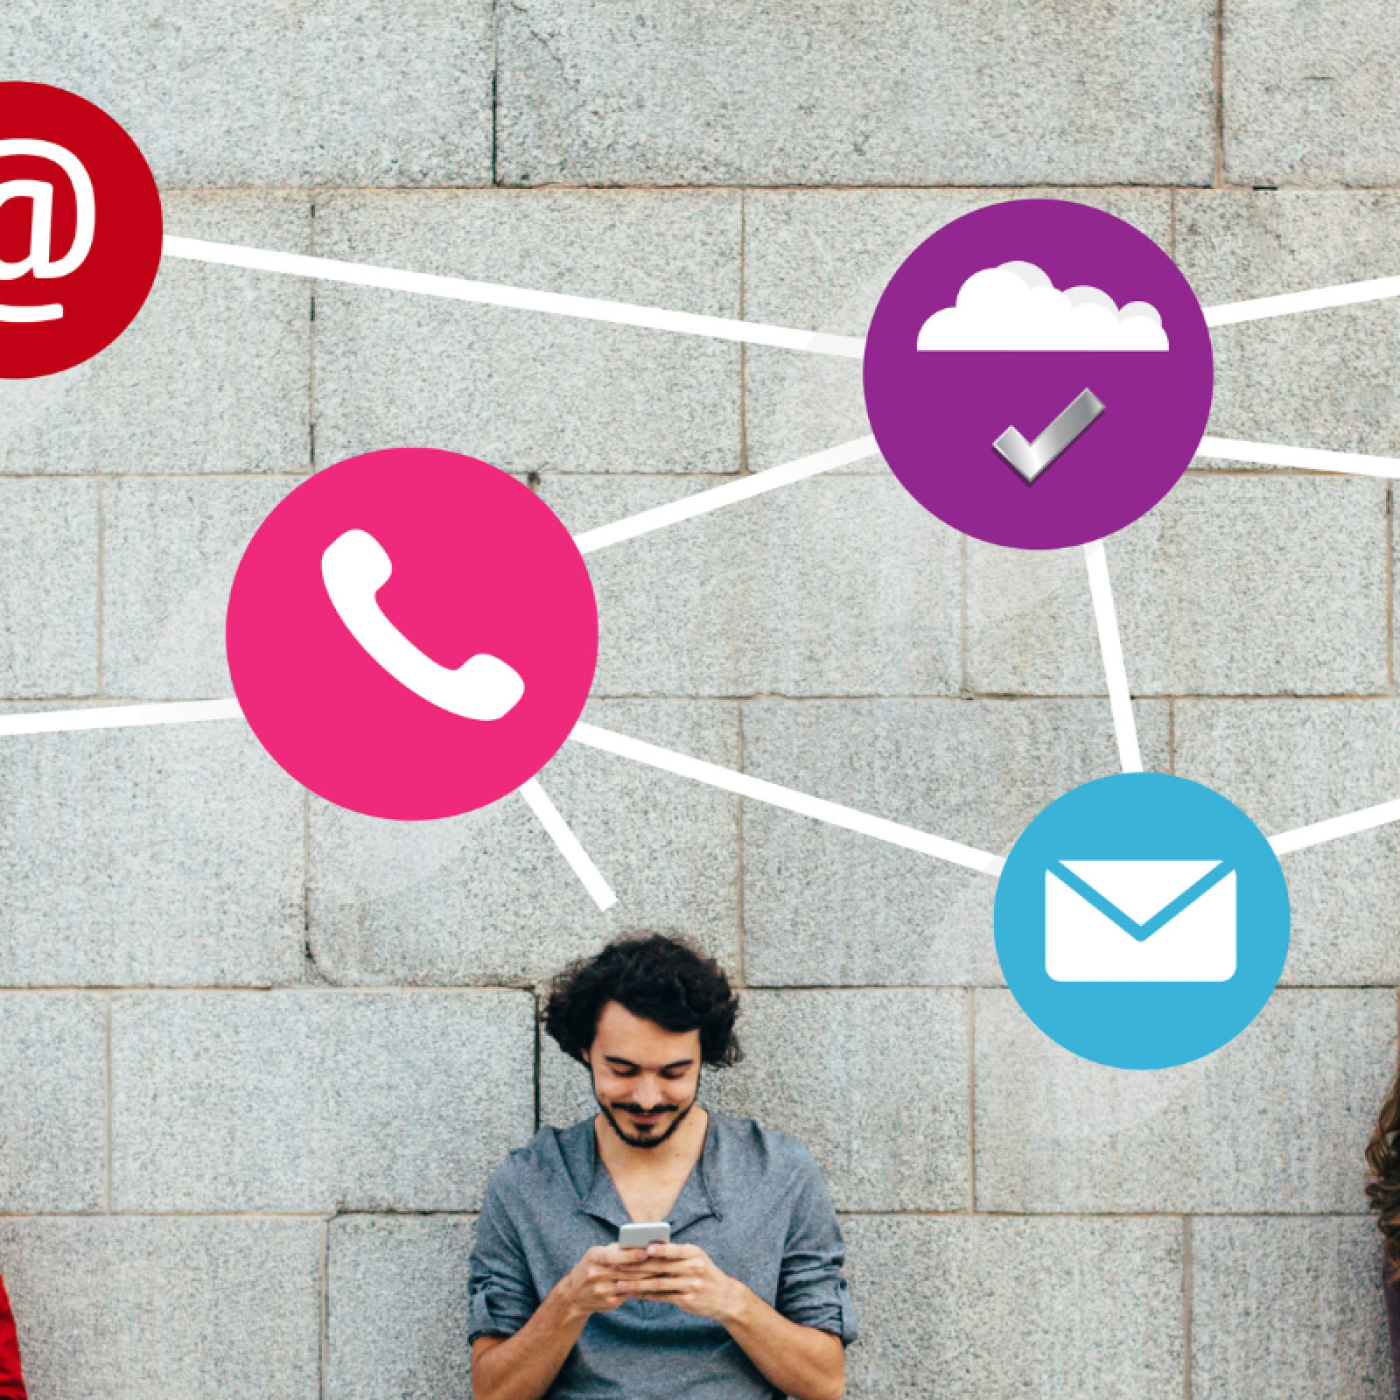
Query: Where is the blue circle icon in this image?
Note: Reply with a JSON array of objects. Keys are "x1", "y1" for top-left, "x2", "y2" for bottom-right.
[{"x1": 994, "y1": 773, "x2": 1290, "y2": 1070}]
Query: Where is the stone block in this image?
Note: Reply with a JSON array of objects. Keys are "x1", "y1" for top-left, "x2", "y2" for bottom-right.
[
  {"x1": 539, "y1": 1038, "x2": 603, "y2": 1132},
  {"x1": 0, "y1": 995, "x2": 105, "y2": 1212},
  {"x1": 102, "y1": 478, "x2": 296, "y2": 698},
  {"x1": 712, "y1": 990, "x2": 968, "y2": 1211},
  {"x1": 541, "y1": 989, "x2": 969, "y2": 1212},
  {"x1": 1176, "y1": 700, "x2": 1400, "y2": 986},
  {"x1": 967, "y1": 476, "x2": 1389, "y2": 696},
  {"x1": 966, "y1": 541, "x2": 1103, "y2": 696},
  {"x1": 974, "y1": 989, "x2": 1395, "y2": 1213},
  {"x1": 111, "y1": 990, "x2": 535, "y2": 1211},
  {"x1": 541, "y1": 475, "x2": 962, "y2": 697},
  {"x1": 1192, "y1": 1217, "x2": 1392, "y2": 1400},
  {"x1": 740, "y1": 698, "x2": 1169, "y2": 987},
  {"x1": 0, "y1": 1218, "x2": 320, "y2": 1400},
  {"x1": 1177, "y1": 192, "x2": 1400, "y2": 456},
  {"x1": 327, "y1": 1215, "x2": 478, "y2": 1400},
  {"x1": 842, "y1": 1215, "x2": 1183, "y2": 1399},
  {"x1": 0, "y1": 194, "x2": 312, "y2": 476},
  {"x1": 2, "y1": 0, "x2": 493, "y2": 185},
  {"x1": 1222, "y1": 1, "x2": 1400, "y2": 186},
  {"x1": 0, "y1": 721, "x2": 304, "y2": 987},
  {"x1": 311, "y1": 190, "x2": 741, "y2": 474},
  {"x1": 742, "y1": 189, "x2": 1172, "y2": 473},
  {"x1": 497, "y1": 3, "x2": 1214, "y2": 186},
  {"x1": 0, "y1": 481, "x2": 97, "y2": 698},
  {"x1": 309, "y1": 700, "x2": 740, "y2": 986}
]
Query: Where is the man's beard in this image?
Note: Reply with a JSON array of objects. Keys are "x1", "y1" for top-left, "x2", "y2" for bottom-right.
[{"x1": 594, "y1": 1079, "x2": 695, "y2": 1151}]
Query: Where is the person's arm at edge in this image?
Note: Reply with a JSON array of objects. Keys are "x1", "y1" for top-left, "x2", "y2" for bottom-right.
[
  {"x1": 717, "y1": 1281, "x2": 845, "y2": 1400},
  {"x1": 1382, "y1": 1264, "x2": 1400, "y2": 1399},
  {"x1": 470, "y1": 1286, "x2": 587, "y2": 1400},
  {"x1": 471, "y1": 1243, "x2": 648, "y2": 1400},
  {"x1": 0, "y1": 1275, "x2": 28, "y2": 1400}
]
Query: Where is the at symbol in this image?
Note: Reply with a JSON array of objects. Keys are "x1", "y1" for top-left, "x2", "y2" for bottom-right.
[{"x1": 0, "y1": 138, "x2": 96, "y2": 323}]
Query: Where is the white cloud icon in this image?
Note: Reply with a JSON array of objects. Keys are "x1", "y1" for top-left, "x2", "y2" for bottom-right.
[{"x1": 916, "y1": 261, "x2": 1170, "y2": 352}]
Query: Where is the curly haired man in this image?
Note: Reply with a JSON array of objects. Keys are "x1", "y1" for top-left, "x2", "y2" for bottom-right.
[{"x1": 469, "y1": 932, "x2": 855, "y2": 1400}]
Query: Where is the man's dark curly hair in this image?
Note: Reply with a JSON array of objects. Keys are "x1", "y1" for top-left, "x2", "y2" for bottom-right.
[{"x1": 544, "y1": 932, "x2": 741, "y2": 1068}]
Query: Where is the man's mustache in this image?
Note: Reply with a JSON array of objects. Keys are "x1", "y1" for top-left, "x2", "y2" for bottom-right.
[{"x1": 613, "y1": 1102, "x2": 677, "y2": 1116}]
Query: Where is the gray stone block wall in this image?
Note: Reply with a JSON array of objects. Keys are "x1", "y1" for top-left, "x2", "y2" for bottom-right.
[{"x1": 2, "y1": 5, "x2": 1398, "y2": 1398}]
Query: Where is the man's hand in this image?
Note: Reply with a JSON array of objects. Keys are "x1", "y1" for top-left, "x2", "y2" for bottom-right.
[
  {"x1": 614, "y1": 1243, "x2": 749, "y2": 1324},
  {"x1": 555, "y1": 1244, "x2": 650, "y2": 1319}
]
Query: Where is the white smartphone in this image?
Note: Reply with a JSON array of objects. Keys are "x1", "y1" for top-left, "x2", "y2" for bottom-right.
[{"x1": 618, "y1": 1221, "x2": 671, "y2": 1249}]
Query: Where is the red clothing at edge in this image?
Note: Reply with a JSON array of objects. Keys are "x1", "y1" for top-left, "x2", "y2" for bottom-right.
[{"x1": 0, "y1": 1274, "x2": 27, "y2": 1400}]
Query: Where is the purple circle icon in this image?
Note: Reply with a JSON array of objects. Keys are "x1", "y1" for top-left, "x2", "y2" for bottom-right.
[{"x1": 864, "y1": 199, "x2": 1213, "y2": 550}]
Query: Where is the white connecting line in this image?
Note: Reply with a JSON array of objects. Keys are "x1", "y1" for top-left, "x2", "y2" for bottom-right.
[
  {"x1": 0, "y1": 695, "x2": 1005, "y2": 881},
  {"x1": 569, "y1": 722, "x2": 1004, "y2": 876},
  {"x1": 518, "y1": 778, "x2": 617, "y2": 909},
  {"x1": 166, "y1": 237, "x2": 1400, "y2": 483},
  {"x1": 0, "y1": 698, "x2": 621, "y2": 907},
  {"x1": 163, "y1": 237, "x2": 865, "y2": 359},
  {"x1": 574, "y1": 435, "x2": 879, "y2": 553},
  {"x1": 1083, "y1": 540, "x2": 1142, "y2": 774},
  {"x1": 1198, "y1": 436, "x2": 1400, "y2": 478},
  {"x1": 25, "y1": 243, "x2": 1400, "y2": 897},
  {"x1": 1203, "y1": 274, "x2": 1400, "y2": 328},
  {"x1": 1075, "y1": 542, "x2": 1400, "y2": 857},
  {"x1": 1071, "y1": 542, "x2": 1400, "y2": 860},
  {"x1": 1270, "y1": 798, "x2": 1400, "y2": 856},
  {"x1": 1197, "y1": 273, "x2": 1400, "y2": 476},
  {"x1": 0, "y1": 429, "x2": 982, "y2": 898},
  {"x1": 163, "y1": 235, "x2": 1400, "y2": 355}
]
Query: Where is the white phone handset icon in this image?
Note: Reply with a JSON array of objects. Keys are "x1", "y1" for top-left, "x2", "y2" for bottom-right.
[{"x1": 322, "y1": 529, "x2": 525, "y2": 721}]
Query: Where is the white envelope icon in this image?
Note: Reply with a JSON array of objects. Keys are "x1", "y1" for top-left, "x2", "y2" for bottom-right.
[{"x1": 1045, "y1": 860, "x2": 1236, "y2": 982}]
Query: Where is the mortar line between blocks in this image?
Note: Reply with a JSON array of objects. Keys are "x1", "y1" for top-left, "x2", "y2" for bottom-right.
[
  {"x1": 9, "y1": 690, "x2": 1400, "y2": 707},
  {"x1": 154, "y1": 181, "x2": 1400, "y2": 194},
  {"x1": 533, "y1": 989, "x2": 543, "y2": 1131},
  {"x1": 0, "y1": 1207, "x2": 1373, "y2": 1221},
  {"x1": 302, "y1": 789, "x2": 319, "y2": 984},
  {"x1": 1183, "y1": 1215, "x2": 1194, "y2": 1400},
  {"x1": 0, "y1": 982, "x2": 1393, "y2": 993},
  {"x1": 738, "y1": 190, "x2": 750, "y2": 477},
  {"x1": 94, "y1": 479, "x2": 105, "y2": 696},
  {"x1": 309, "y1": 197, "x2": 318, "y2": 470},
  {"x1": 8, "y1": 691, "x2": 1400, "y2": 706},
  {"x1": 960, "y1": 534, "x2": 969, "y2": 697},
  {"x1": 966, "y1": 989, "x2": 976, "y2": 1213},
  {"x1": 1387, "y1": 484, "x2": 1394, "y2": 694},
  {"x1": 1, "y1": 465, "x2": 1380, "y2": 484},
  {"x1": 490, "y1": 0, "x2": 501, "y2": 188},
  {"x1": 103, "y1": 992, "x2": 112, "y2": 1213},
  {"x1": 1212, "y1": 0, "x2": 1226, "y2": 188},
  {"x1": 736, "y1": 702, "x2": 747, "y2": 987},
  {"x1": 319, "y1": 1217, "x2": 330, "y2": 1400}
]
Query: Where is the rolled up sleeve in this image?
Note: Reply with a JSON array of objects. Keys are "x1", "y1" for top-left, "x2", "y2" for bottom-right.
[
  {"x1": 774, "y1": 1154, "x2": 859, "y2": 1346},
  {"x1": 468, "y1": 1176, "x2": 540, "y2": 1344}
]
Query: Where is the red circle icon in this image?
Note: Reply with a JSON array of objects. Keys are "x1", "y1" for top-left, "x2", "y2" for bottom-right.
[
  {"x1": 227, "y1": 448, "x2": 599, "y2": 821},
  {"x1": 0, "y1": 82, "x2": 163, "y2": 379}
]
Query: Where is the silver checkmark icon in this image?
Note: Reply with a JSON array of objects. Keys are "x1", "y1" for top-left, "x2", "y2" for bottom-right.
[{"x1": 993, "y1": 389, "x2": 1106, "y2": 484}]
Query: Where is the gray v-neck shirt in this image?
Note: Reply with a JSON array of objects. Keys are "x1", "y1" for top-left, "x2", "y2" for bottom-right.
[{"x1": 468, "y1": 1111, "x2": 858, "y2": 1399}]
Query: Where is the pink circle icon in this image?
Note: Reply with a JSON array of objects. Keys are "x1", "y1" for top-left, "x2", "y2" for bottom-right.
[{"x1": 227, "y1": 448, "x2": 598, "y2": 820}]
